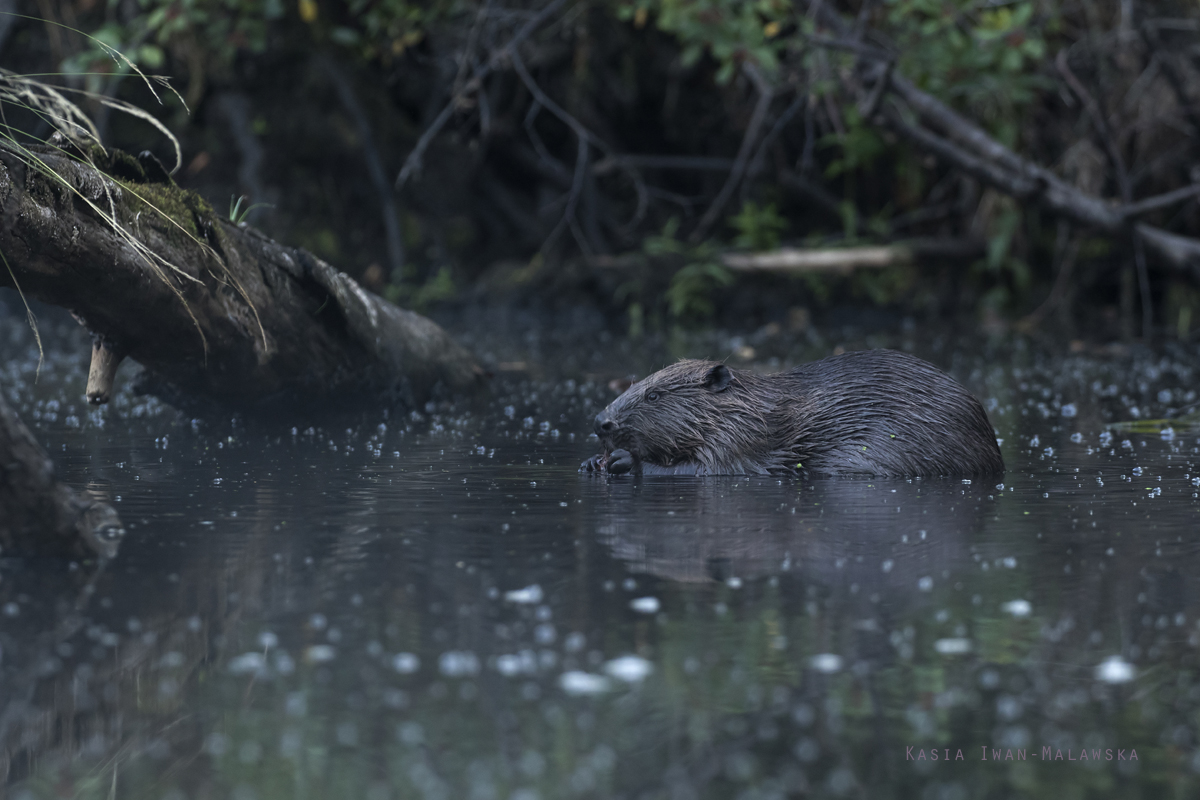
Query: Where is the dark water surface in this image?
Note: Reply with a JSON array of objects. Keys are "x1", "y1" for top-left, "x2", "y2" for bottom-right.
[{"x1": 3, "y1": 303, "x2": 1200, "y2": 799}]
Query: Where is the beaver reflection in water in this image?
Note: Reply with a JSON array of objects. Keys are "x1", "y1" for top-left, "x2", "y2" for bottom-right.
[{"x1": 580, "y1": 349, "x2": 1004, "y2": 477}]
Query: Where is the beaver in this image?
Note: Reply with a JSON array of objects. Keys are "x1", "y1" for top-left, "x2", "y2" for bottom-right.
[{"x1": 580, "y1": 349, "x2": 1004, "y2": 477}]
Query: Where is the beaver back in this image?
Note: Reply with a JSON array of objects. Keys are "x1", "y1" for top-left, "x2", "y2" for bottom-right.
[
  {"x1": 776, "y1": 350, "x2": 1004, "y2": 476},
  {"x1": 593, "y1": 349, "x2": 1003, "y2": 477}
]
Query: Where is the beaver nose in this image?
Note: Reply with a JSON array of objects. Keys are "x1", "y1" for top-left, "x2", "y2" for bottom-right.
[{"x1": 594, "y1": 411, "x2": 617, "y2": 437}]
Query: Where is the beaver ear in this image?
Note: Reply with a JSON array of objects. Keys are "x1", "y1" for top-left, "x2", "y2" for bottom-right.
[{"x1": 702, "y1": 363, "x2": 732, "y2": 393}]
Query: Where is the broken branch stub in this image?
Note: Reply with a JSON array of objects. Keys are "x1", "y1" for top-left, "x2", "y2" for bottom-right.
[
  {"x1": 86, "y1": 338, "x2": 124, "y2": 405},
  {"x1": 0, "y1": 143, "x2": 485, "y2": 410}
]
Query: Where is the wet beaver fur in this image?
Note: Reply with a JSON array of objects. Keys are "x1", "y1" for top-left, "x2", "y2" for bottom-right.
[{"x1": 581, "y1": 349, "x2": 1004, "y2": 477}]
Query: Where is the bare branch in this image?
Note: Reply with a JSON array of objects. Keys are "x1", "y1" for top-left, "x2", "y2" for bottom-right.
[
  {"x1": 878, "y1": 104, "x2": 1042, "y2": 199},
  {"x1": 1136, "y1": 224, "x2": 1200, "y2": 276},
  {"x1": 1139, "y1": 22, "x2": 1200, "y2": 141},
  {"x1": 395, "y1": 0, "x2": 577, "y2": 190},
  {"x1": 593, "y1": 155, "x2": 735, "y2": 174},
  {"x1": 1122, "y1": 184, "x2": 1200, "y2": 219},
  {"x1": 319, "y1": 56, "x2": 405, "y2": 275},
  {"x1": 691, "y1": 63, "x2": 775, "y2": 242},
  {"x1": 1017, "y1": 230, "x2": 1082, "y2": 331},
  {"x1": 510, "y1": 49, "x2": 592, "y2": 252}
]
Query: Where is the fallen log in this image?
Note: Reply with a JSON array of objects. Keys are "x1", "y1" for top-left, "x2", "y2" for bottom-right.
[
  {"x1": 721, "y1": 238, "x2": 985, "y2": 274},
  {"x1": 0, "y1": 142, "x2": 485, "y2": 410},
  {"x1": 0, "y1": 391, "x2": 122, "y2": 559}
]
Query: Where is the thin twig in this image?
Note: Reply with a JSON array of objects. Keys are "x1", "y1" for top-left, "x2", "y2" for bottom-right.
[
  {"x1": 1056, "y1": 50, "x2": 1130, "y2": 198},
  {"x1": 747, "y1": 88, "x2": 804, "y2": 180},
  {"x1": 395, "y1": 0, "x2": 576, "y2": 189},
  {"x1": 691, "y1": 63, "x2": 775, "y2": 242},
  {"x1": 880, "y1": 104, "x2": 1040, "y2": 199},
  {"x1": 857, "y1": 59, "x2": 894, "y2": 122},
  {"x1": 1056, "y1": 48, "x2": 1151, "y2": 338},
  {"x1": 511, "y1": 49, "x2": 591, "y2": 252},
  {"x1": 799, "y1": 94, "x2": 816, "y2": 174},
  {"x1": 1121, "y1": 184, "x2": 1200, "y2": 219},
  {"x1": 509, "y1": 48, "x2": 649, "y2": 245},
  {"x1": 1018, "y1": 229, "x2": 1081, "y2": 330},
  {"x1": 1139, "y1": 22, "x2": 1200, "y2": 141},
  {"x1": 319, "y1": 56, "x2": 405, "y2": 274},
  {"x1": 593, "y1": 154, "x2": 734, "y2": 174}
]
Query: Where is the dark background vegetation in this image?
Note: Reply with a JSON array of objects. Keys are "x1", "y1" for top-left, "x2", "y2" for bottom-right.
[{"x1": 1, "y1": 0, "x2": 1198, "y2": 339}]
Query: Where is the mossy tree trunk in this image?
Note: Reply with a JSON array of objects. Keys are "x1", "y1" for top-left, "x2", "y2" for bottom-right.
[{"x1": 0, "y1": 143, "x2": 484, "y2": 411}]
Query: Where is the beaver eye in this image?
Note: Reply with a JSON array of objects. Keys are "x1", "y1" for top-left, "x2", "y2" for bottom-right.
[{"x1": 646, "y1": 391, "x2": 660, "y2": 402}]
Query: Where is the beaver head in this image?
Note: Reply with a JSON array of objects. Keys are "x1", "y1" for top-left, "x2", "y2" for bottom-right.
[{"x1": 594, "y1": 360, "x2": 774, "y2": 472}]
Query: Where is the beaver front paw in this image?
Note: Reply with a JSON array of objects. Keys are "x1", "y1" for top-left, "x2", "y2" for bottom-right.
[
  {"x1": 580, "y1": 450, "x2": 636, "y2": 474},
  {"x1": 606, "y1": 449, "x2": 636, "y2": 475},
  {"x1": 580, "y1": 453, "x2": 606, "y2": 472}
]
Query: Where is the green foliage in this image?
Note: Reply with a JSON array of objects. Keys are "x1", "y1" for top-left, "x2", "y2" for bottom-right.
[
  {"x1": 62, "y1": 0, "x2": 285, "y2": 85},
  {"x1": 882, "y1": 0, "x2": 1053, "y2": 146},
  {"x1": 619, "y1": 0, "x2": 792, "y2": 82},
  {"x1": 821, "y1": 105, "x2": 886, "y2": 179},
  {"x1": 1165, "y1": 283, "x2": 1200, "y2": 340},
  {"x1": 228, "y1": 194, "x2": 271, "y2": 224},
  {"x1": 852, "y1": 264, "x2": 917, "y2": 306},
  {"x1": 332, "y1": 0, "x2": 468, "y2": 59},
  {"x1": 60, "y1": 0, "x2": 471, "y2": 82},
  {"x1": 666, "y1": 260, "x2": 734, "y2": 320},
  {"x1": 729, "y1": 201, "x2": 786, "y2": 250},
  {"x1": 385, "y1": 266, "x2": 457, "y2": 311},
  {"x1": 644, "y1": 218, "x2": 734, "y2": 321},
  {"x1": 974, "y1": 194, "x2": 1032, "y2": 310}
]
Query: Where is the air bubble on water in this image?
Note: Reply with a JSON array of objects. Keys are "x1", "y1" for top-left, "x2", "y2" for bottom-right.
[
  {"x1": 438, "y1": 650, "x2": 480, "y2": 676},
  {"x1": 1095, "y1": 656, "x2": 1135, "y2": 684},
  {"x1": 1002, "y1": 599, "x2": 1032, "y2": 617},
  {"x1": 227, "y1": 652, "x2": 266, "y2": 675},
  {"x1": 505, "y1": 585, "x2": 543, "y2": 604},
  {"x1": 603, "y1": 655, "x2": 653, "y2": 682},
  {"x1": 559, "y1": 671, "x2": 612, "y2": 695},
  {"x1": 203, "y1": 733, "x2": 229, "y2": 756},
  {"x1": 630, "y1": 597, "x2": 660, "y2": 614},
  {"x1": 810, "y1": 653, "x2": 842, "y2": 673},
  {"x1": 392, "y1": 653, "x2": 420, "y2": 674},
  {"x1": 305, "y1": 645, "x2": 336, "y2": 664},
  {"x1": 934, "y1": 638, "x2": 972, "y2": 655}
]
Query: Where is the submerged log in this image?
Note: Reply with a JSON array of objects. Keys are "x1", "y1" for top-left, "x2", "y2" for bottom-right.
[
  {"x1": 0, "y1": 142, "x2": 485, "y2": 410},
  {"x1": 0, "y1": 392, "x2": 122, "y2": 559}
]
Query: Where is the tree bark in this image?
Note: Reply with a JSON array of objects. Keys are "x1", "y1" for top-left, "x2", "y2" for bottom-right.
[
  {"x1": 0, "y1": 143, "x2": 485, "y2": 411},
  {"x1": 0, "y1": 391, "x2": 122, "y2": 559}
]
